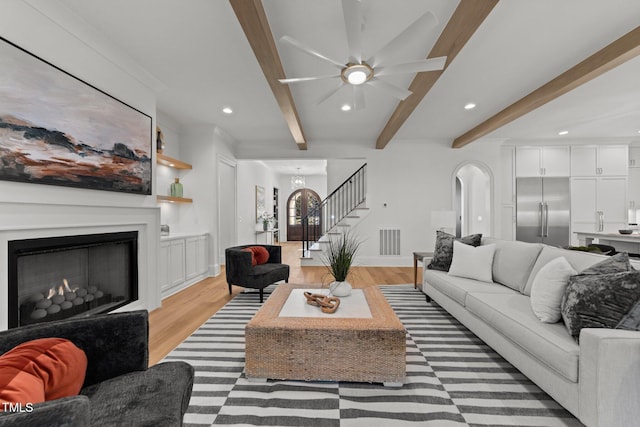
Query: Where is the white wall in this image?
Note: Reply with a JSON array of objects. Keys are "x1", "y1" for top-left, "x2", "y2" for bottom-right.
[
  {"x1": 177, "y1": 126, "x2": 236, "y2": 275},
  {"x1": 326, "y1": 159, "x2": 366, "y2": 193},
  {"x1": 236, "y1": 161, "x2": 280, "y2": 245},
  {"x1": 319, "y1": 140, "x2": 502, "y2": 266},
  {"x1": 0, "y1": 0, "x2": 162, "y2": 323}
]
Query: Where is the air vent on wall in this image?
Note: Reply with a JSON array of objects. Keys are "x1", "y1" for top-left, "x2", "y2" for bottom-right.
[{"x1": 379, "y1": 229, "x2": 401, "y2": 256}]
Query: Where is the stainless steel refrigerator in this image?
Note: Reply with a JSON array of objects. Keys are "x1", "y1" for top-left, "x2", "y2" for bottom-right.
[{"x1": 516, "y1": 177, "x2": 570, "y2": 247}]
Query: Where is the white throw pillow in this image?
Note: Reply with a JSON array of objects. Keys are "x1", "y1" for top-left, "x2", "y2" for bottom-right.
[
  {"x1": 448, "y1": 241, "x2": 496, "y2": 283},
  {"x1": 530, "y1": 256, "x2": 577, "y2": 323}
]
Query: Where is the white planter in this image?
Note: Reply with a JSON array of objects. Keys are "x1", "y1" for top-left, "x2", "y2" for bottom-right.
[{"x1": 329, "y1": 281, "x2": 352, "y2": 297}]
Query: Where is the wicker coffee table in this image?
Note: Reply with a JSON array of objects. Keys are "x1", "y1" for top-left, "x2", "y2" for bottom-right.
[{"x1": 245, "y1": 284, "x2": 406, "y2": 386}]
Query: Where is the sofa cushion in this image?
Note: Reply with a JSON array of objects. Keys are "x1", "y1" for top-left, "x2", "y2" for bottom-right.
[
  {"x1": 465, "y1": 292, "x2": 580, "y2": 382},
  {"x1": 523, "y1": 246, "x2": 610, "y2": 296},
  {"x1": 427, "y1": 231, "x2": 482, "y2": 272},
  {"x1": 80, "y1": 361, "x2": 194, "y2": 427},
  {"x1": 482, "y1": 237, "x2": 543, "y2": 292},
  {"x1": 448, "y1": 242, "x2": 496, "y2": 282},
  {"x1": 424, "y1": 269, "x2": 516, "y2": 307},
  {"x1": 0, "y1": 338, "x2": 87, "y2": 406},
  {"x1": 561, "y1": 270, "x2": 640, "y2": 341},
  {"x1": 242, "y1": 246, "x2": 270, "y2": 266},
  {"x1": 530, "y1": 257, "x2": 577, "y2": 323}
]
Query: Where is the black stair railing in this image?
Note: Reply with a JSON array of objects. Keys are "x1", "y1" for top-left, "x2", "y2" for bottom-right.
[{"x1": 301, "y1": 163, "x2": 367, "y2": 257}]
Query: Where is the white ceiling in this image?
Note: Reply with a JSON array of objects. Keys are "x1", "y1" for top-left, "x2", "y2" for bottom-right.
[{"x1": 57, "y1": 0, "x2": 640, "y2": 150}]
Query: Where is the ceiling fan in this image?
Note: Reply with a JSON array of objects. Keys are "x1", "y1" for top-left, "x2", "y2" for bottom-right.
[{"x1": 278, "y1": 0, "x2": 447, "y2": 110}]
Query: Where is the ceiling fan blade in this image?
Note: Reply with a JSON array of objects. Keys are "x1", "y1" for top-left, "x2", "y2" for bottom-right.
[
  {"x1": 342, "y1": 0, "x2": 363, "y2": 62},
  {"x1": 279, "y1": 74, "x2": 341, "y2": 84},
  {"x1": 316, "y1": 83, "x2": 347, "y2": 106},
  {"x1": 352, "y1": 85, "x2": 366, "y2": 110},
  {"x1": 367, "y1": 11, "x2": 438, "y2": 68},
  {"x1": 375, "y1": 57, "x2": 446, "y2": 76},
  {"x1": 280, "y1": 35, "x2": 345, "y2": 68},
  {"x1": 367, "y1": 78, "x2": 412, "y2": 100}
]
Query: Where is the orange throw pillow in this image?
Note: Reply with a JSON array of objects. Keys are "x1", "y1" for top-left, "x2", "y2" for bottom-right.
[
  {"x1": 243, "y1": 246, "x2": 270, "y2": 266},
  {"x1": 0, "y1": 338, "x2": 88, "y2": 408}
]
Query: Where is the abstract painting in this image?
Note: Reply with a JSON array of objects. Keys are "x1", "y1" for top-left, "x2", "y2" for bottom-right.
[{"x1": 0, "y1": 37, "x2": 152, "y2": 195}]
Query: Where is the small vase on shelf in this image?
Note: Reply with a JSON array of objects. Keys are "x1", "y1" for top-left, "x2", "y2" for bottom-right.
[
  {"x1": 263, "y1": 221, "x2": 269, "y2": 231},
  {"x1": 170, "y1": 178, "x2": 183, "y2": 198}
]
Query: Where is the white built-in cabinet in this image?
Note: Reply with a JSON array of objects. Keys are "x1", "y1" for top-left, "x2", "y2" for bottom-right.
[
  {"x1": 515, "y1": 146, "x2": 570, "y2": 177},
  {"x1": 571, "y1": 177, "x2": 627, "y2": 233},
  {"x1": 570, "y1": 145, "x2": 628, "y2": 177},
  {"x1": 159, "y1": 233, "x2": 209, "y2": 298}
]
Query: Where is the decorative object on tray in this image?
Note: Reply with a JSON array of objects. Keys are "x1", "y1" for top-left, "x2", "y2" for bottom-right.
[
  {"x1": 304, "y1": 291, "x2": 340, "y2": 314},
  {"x1": 619, "y1": 229, "x2": 633, "y2": 234},
  {"x1": 170, "y1": 178, "x2": 183, "y2": 197},
  {"x1": 323, "y1": 231, "x2": 362, "y2": 297}
]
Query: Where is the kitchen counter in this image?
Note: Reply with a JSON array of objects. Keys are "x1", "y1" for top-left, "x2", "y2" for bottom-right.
[{"x1": 574, "y1": 231, "x2": 640, "y2": 254}]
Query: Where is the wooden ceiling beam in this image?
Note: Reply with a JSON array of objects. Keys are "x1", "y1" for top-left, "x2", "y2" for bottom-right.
[
  {"x1": 452, "y1": 25, "x2": 640, "y2": 149},
  {"x1": 230, "y1": 0, "x2": 307, "y2": 150},
  {"x1": 376, "y1": 0, "x2": 498, "y2": 150}
]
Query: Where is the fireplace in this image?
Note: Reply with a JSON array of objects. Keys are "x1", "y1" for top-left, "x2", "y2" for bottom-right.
[{"x1": 8, "y1": 231, "x2": 138, "y2": 328}]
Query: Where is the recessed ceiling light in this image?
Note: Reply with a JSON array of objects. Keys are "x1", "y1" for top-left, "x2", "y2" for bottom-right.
[
  {"x1": 558, "y1": 130, "x2": 569, "y2": 135},
  {"x1": 341, "y1": 104, "x2": 352, "y2": 111},
  {"x1": 222, "y1": 107, "x2": 233, "y2": 114},
  {"x1": 464, "y1": 103, "x2": 476, "y2": 110}
]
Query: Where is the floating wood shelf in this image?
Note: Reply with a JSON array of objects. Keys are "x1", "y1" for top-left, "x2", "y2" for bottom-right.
[
  {"x1": 157, "y1": 195, "x2": 193, "y2": 204},
  {"x1": 156, "y1": 154, "x2": 192, "y2": 170}
]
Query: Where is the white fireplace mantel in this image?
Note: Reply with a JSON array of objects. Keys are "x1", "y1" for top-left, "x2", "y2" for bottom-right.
[{"x1": 0, "y1": 201, "x2": 160, "y2": 331}]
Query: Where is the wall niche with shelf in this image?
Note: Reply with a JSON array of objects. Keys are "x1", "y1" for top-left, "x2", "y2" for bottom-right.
[{"x1": 156, "y1": 154, "x2": 193, "y2": 204}]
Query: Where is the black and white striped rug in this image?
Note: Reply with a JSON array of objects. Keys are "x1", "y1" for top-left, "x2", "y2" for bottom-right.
[{"x1": 163, "y1": 285, "x2": 582, "y2": 426}]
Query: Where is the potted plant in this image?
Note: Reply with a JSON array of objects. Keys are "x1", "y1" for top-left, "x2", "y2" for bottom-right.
[
  {"x1": 323, "y1": 231, "x2": 362, "y2": 297},
  {"x1": 260, "y1": 213, "x2": 274, "y2": 231}
]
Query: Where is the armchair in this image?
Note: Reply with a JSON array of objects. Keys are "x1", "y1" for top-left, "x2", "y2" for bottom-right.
[
  {"x1": 225, "y1": 244, "x2": 290, "y2": 302},
  {"x1": 0, "y1": 310, "x2": 194, "y2": 427}
]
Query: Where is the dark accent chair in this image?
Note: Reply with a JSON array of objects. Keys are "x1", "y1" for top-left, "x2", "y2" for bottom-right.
[
  {"x1": 225, "y1": 244, "x2": 290, "y2": 302},
  {"x1": 0, "y1": 310, "x2": 194, "y2": 427}
]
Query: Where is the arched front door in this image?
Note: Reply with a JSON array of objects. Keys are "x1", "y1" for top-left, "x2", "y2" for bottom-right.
[{"x1": 287, "y1": 189, "x2": 321, "y2": 241}]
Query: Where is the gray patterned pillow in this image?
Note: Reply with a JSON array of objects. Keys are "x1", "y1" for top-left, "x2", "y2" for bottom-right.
[
  {"x1": 427, "y1": 231, "x2": 482, "y2": 272},
  {"x1": 560, "y1": 270, "x2": 640, "y2": 341},
  {"x1": 617, "y1": 299, "x2": 640, "y2": 331},
  {"x1": 578, "y1": 252, "x2": 633, "y2": 275}
]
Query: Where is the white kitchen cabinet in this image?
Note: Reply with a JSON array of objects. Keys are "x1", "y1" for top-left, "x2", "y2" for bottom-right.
[
  {"x1": 571, "y1": 177, "x2": 627, "y2": 235},
  {"x1": 571, "y1": 145, "x2": 628, "y2": 177},
  {"x1": 515, "y1": 146, "x2": 570, "y2": 177},
  {"x1": 160, "y1": 233, "x2": 209, "y2": 298},
  {"x1": 629, "y1": 146, "x2": 640, "y2": 168},
  {"x1": 628, "y1": 168, "x2": 640, "y2": 219}
]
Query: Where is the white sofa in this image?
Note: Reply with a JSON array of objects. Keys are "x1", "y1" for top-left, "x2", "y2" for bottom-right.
[{"x1": 421, "y1": 237, "x2": 640, "y2": 427}]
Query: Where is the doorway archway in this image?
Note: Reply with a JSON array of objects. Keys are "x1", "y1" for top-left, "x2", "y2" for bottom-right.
[
  {"x1": 286, "y1": 188, "x2": 321, "y2": 241},
  {"x1": 452, "y1": 162, "x2": 493, "y2": 237}
]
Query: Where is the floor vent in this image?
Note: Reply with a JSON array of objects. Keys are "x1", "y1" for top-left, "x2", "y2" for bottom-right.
[{"x1": 379, "y1": 229, "x2": 401, "y2": 256}]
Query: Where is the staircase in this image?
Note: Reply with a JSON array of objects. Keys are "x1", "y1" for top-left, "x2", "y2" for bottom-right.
[{"x1": 300, "y1": 163, "x2": 369, "y2": 266}]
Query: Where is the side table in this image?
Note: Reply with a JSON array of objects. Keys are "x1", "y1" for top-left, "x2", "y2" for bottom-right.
[{"x1": 413, "y1": 251, "x2": 433, "y2": 289}]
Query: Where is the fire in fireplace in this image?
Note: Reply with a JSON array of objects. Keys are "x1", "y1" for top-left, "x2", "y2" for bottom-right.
[{"x1": 8, "y1": 231, "x2": 138, "y2": 328}]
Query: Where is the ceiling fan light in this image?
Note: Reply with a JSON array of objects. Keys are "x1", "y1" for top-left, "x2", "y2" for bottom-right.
[
  {"x1": 341, "y1": 63, "x2": 373, "y2": 85},
  {"x1": 347, "y1": 70, "x2": 367, "y2": 85}
]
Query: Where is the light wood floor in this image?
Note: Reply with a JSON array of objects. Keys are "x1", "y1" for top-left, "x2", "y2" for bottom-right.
[{"x1": 148, "y1": 242, "x2": 418, "y2": 365}]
